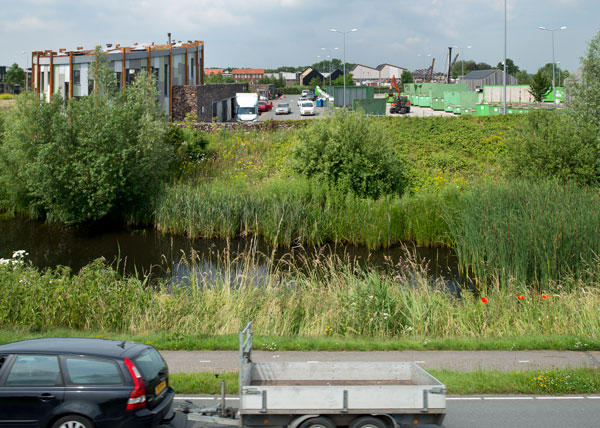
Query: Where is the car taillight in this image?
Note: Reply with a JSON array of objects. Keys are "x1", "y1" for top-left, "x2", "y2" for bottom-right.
[{"x1": 124, "y1": 358, "x2": 146, "y2": 410}]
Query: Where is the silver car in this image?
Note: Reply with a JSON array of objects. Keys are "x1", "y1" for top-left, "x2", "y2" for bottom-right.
[{"x1": 275, "y1": 102, "x2": 291, "y2": 115}]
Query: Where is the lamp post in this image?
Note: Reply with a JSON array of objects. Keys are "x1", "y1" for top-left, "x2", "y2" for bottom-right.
[
  {"x1": 557, "y1": 61, "x2": 561, "y2": 87},
  {"x1": 20, "y1": 51, "x2": 28, "y2": 91},
  {"x1": 453, "y1": 45, "x2": 471, "y2": 79},
  {"x1": 331, "y1": 28, "x2": 357, "y2": 108},
  {"x1": 539, "y1": 26, "x2": 566, "y2": 105},
  {"x1": 503, "y1": 0, "x2": 507, "y2": 115},
  {"x1": 321, "y1": 47, "x2": 339, "y2": 85}
]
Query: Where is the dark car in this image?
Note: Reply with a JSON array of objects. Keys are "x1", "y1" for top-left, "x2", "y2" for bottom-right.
[{"x1": 0, "y1": 338, "x2": 175, "y2": 428}]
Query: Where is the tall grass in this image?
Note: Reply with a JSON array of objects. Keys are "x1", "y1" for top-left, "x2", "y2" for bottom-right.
[
  {"x1": 2, "y1": 248, "x2": 600, "y2": 339},
  {"x1": 447, "y1": 181, "x2": 600, "y2": 289},
  {"x1": 155, "y1": 178, "x2": 458, "y2": 249}
]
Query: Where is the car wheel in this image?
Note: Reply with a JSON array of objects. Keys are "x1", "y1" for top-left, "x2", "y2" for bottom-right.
[{"x1": 52, "y1": 415, "x2": 94, "y2": 428}]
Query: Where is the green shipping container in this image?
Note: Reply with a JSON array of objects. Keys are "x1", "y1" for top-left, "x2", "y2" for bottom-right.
[
  {"x1": 476, "y1": 104, "x2": 490, "y2": 116},
  {"x1": 353, "y1": 98, "x2": 386, "y2": 116}
]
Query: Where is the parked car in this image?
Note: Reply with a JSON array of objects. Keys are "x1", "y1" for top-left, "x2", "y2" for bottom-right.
[
  {"x1": 297, "y1": 97, "x2": 308, "y2": 107},
  {"x1": 0, "y1": 338, "x2": 176, "y2": 428},
  {"x1": 275, "y1": 102, "x2": 291, "y2": 115},
  {"x1": 300, "y1": 101, "x2": 315, "y2": 116},
  {"x1": 258, "y1": 100, "x2": 272, "y2": 113}
]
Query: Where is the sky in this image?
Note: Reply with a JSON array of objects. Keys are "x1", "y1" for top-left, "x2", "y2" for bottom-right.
[{"x1": 1, "y1": 0, "x2": 598, "y2": 75}]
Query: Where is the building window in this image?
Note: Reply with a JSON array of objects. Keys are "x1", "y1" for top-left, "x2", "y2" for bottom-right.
[{"x1": 73, "y1": 70, "x2": 80, "y2": 85}]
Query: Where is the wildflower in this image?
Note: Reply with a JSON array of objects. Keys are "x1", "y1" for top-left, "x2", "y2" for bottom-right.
[
  {"x1": 542, "y1": 294, "x2": 549, "y2": 299},
  {"x1": 481, "y1": 297, "x2": 488, "y2": 304},
  {"x1": 517, "y1": 295, "x2": 525, "y2": 300}
]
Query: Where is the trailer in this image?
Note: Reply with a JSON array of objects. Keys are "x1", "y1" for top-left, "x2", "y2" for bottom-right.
[{"x1": 178, "y1": 322, "x2": 447, "y2": 427}]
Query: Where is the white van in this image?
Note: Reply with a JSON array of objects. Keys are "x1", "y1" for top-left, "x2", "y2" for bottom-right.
[{"x1": 235, "y1": 93, "x2": 259, "y2": 122}]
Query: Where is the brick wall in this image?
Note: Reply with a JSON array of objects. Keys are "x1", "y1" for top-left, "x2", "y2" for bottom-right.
[{"x1": 172, "y1": 83, "x2": 248, "y2": 122}]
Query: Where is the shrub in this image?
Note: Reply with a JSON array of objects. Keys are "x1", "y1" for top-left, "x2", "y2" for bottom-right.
[
  {"x1": 292, "y1": 110, "x2": 407, "y2": 199},
  {"x1": 503, "y1": 110, "x2": 598, "y2": 185},
  {"x1": 0, "y1": 50, "x2": 173, "y2": 223},
  {"x1": 0, "y1": 94, "x2": 13, "y2": 100}
]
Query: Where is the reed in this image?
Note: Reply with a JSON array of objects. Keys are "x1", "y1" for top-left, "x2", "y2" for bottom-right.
[
  {"x1": 154, "y1": 178, "x2": 458, "y2": 249},
  {"x1": 2, "y1": 247, "x2": 600, "y2": 340},
  {"x1": 446, "y1": 181, "x2": 600, "y2": 289}
]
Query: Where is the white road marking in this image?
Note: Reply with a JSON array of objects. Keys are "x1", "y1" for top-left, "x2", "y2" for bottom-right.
[
  {"x1": 446, "y1": 397, "x2": 482, "y2": 400},
  {"x1": 518, "y1": 360, "x2": 530, "y2": 363},
  {"x1": 534, "y1": 396, "x2": 585, "y2": 400},
  {"x1": 483, "y1": 397, "x2": 533, "y2": 400},
  {"x1": 198, "y1": 360, "x2": 211, "y2": 363},
  {"x1": 414, "y1": 361, "x2": 426, "y2": 364}
]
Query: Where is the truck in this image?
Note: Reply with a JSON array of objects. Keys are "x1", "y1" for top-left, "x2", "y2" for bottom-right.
[
  {"x1": 177, "y1": 322, "x2": 447, "y2": 428},
  {"x1": 236, "y1": 93, "x2": 259, "y2": 122}
]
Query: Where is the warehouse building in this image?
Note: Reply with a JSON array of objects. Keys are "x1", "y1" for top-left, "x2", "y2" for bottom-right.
[
  {"x1": 31, "y1": 40, "x2": 205, "y2": 119},
  {"x1": 461, "y1": 69, "x2": 518, "y2": 91}
]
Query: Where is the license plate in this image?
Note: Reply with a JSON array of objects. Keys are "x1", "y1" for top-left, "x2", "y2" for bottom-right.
[{"x1": 155, "y1": 380, "x2": 166, "y2": 396}]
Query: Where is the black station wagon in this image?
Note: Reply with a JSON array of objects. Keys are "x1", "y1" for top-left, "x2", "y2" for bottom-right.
[{"x1": 0, "y1": 338, "x2": 175, "y2": 428}]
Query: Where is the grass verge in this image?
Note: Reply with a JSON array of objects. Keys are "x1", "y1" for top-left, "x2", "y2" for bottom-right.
[
  {"x1": 170, "y1": 368, "x2": 600, "y2": 395},
  {"x1": 0, "y1": 329, "x2": 597, "y2": 352}
]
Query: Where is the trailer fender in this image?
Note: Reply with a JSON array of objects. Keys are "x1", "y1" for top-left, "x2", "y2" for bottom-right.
[
  {"x1": 374, "y1": 414, "x2": 399, "y2": 428},
  {"x1": 288, "y1": 415, "x2": 320, "y2": 428}
]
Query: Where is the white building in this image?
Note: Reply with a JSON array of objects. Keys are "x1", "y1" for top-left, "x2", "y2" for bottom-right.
[{"x1": 350, "y1": 63, "x2": 406, "y2": 85}]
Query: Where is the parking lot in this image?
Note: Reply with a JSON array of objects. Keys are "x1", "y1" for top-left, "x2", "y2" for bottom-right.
[
  {"x1": 258, "y1": 95, "x2": 325, "y2": 121},
  {"x1": 256, "y1": 94, "x2": 455, "y2": 121}
]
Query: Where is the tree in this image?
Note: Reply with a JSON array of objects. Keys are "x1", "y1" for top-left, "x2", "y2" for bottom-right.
[
  {"x1": 332, "y1": 72, "x2": 354, "y2": 86},
  {"x1": 538, "y1": 62, "x2": 569, "y2": 87},
  {"x1": 475, "y1": 62, "x2": 492, "y2": 70},
  {"x1": 400, "y1": 70, "x2": 413, "y2": 90},
  {"x1": 529, "y1": 70, "x2": 551, "y2": 102},
  {"x1": 308, "y1": 76, "x2": 323, "y2": 89},
  {"x1": 515, "y1": 70, "x2": 532, "y2": 85},
  {"x1": 204, "y1": 73, "x2": 235, "y2": 84},
  {"x1": 496, "y1": 58, "x2": 520, "y2": 76},
  {"x1": 4, "y1": 63, "x2": 25, "y2": 92},
  {"x1": 0, "y1": 49, "x2": 174, "y2": 223}
]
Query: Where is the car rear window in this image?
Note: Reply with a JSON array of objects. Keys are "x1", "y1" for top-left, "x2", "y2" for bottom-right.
[
  {"x1": 132, "y1": 348, "x2": 167, "y2": 383},
  {"x1": 5, "y1": 355, "x2": 60, "y2": 386},
  {"x1": 64, "y1": 357, "x2": 122, "y2": 385}
]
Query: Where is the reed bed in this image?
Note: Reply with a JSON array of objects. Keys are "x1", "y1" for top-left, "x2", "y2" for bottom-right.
[
  {"x1": 1, "y1": 248, "x2": 599, "y2": 339},
  {"x1": 154, "y1": 178, "x2": 457, "y2": 249},
  {"x1": 447, "y1": 181, "x2": 600, "y2": 289}
]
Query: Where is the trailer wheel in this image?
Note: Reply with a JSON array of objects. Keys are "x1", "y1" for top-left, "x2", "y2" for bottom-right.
[
  {"x1": 298, "y1": 416, "x2": 337, "y2": 428},
  {"x1": 349, "y1": 416, "x2": 387, "y2": 428}
]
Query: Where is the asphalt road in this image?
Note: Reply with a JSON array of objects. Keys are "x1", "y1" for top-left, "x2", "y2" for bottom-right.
[
  {"x1": 258, "y1": 95, "x2": 324, "y2": 121},
  {"x1": 173, "y1": 395, "x2": 600, "y2": 428},
  {"x1": 162, "y1": 350, "x2": 600, "y2": 374}
]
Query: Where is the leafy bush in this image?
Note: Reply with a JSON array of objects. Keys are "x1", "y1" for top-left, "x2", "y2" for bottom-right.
[
  {"x1": 0, "y1": 51, "x2": 173, "y2": 223},
  {"x1": 0, "y1": 94, "x2": 13, "y2": 100},
  {"x1": 503, "y1": 110, "x2": 598, "y2": 185},
  {"x1": 292, "y1": 110, "x2": 407, "y2": 199}
]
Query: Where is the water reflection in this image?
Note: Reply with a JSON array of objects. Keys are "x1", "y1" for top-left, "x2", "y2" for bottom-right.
[{"x1": 0, "y1": 217, "x2": 469, "y2": 288}]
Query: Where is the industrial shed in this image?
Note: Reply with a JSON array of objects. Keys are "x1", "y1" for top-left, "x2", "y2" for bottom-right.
[
  {"x1": 299, "y1": 67, "x2": 324, "y2": 86},
  {"x1": 462, "y1": 69, "x2": 518, "y2": 91}
]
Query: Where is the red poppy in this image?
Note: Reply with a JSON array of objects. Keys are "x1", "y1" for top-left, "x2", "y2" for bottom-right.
[
  {"x1": 481, "y1": 297, "x2": 488, "y2": 304},
  {"x1": 542, "y1": 294, "x2": 549, "y2": 299},
  {"x1": 517, "y1": 295, "x2": 525, "y2": 300}
]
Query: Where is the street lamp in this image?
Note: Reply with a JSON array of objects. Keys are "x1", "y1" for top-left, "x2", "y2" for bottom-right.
[
  {"x1": 453, "y1": 45, "x2": 471, "y2": 79},
  {"x1": 20, "y1": 51, "x2": 28, "y2": 91},
  {"x1": 539, "y1": 26, "x2": 567, "y2": 105},
  {"x1": 321, "y1": 47, "x2": 339, "y2": 85},
  {"x1": 503, "y1": 0, "x2": 507, "y2": 115},
  {"x1": 331, "y1": 28, "x2": 358, "y2": 108}
]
